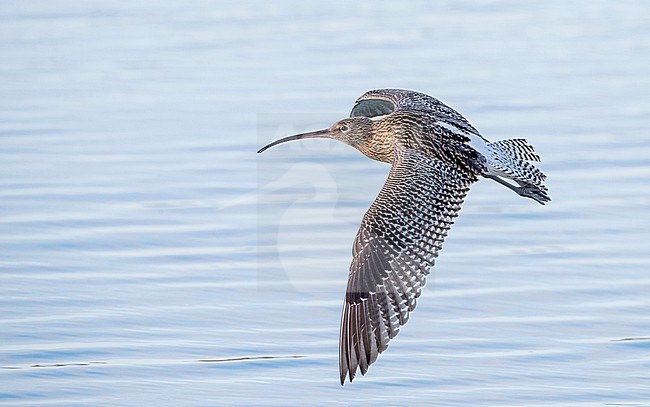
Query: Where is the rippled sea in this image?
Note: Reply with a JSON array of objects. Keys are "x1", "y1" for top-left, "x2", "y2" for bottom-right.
[{"x1": 2, "y1": 1, "x2": 649, "y2": 406}]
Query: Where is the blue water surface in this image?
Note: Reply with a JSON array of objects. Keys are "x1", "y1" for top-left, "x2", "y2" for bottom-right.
[{"x1": 1, "y1": 1, "x2": 649, "y2": 406}]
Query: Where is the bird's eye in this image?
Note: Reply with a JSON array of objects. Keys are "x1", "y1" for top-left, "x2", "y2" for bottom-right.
[{"x1": 340, "y1": 125, "x2": 350, "y2": 132}]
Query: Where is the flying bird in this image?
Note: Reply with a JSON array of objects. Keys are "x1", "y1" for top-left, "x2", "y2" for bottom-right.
[{"x1": 257, "y1": 89, "x2": 550, "y2": 384}]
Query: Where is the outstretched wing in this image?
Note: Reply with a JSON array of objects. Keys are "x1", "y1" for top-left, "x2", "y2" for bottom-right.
[
  {"x1": 350, "y1": 89, "x2": 480, "y2": 135},
  {"x1": 339, "y1": 146, "x2": 477, "y2": 384}
]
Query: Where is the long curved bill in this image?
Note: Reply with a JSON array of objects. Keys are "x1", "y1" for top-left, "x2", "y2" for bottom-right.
[{"x1": 257, "y1": 129, "x2": 329, "y2": 154}]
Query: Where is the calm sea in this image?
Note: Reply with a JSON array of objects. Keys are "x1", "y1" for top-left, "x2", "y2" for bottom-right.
[{"x1": 1, "y1": 1, "x2": 649, "y2": 405}]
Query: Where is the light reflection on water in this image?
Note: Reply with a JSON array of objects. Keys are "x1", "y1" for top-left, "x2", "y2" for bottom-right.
[{"x1": 1, "y1": 1, "x2": 650, "y2": 405}]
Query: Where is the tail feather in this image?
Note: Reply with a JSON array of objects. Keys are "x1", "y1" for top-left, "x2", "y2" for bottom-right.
[
  {"x1": 486, "y1": 138, "x2": 550, "y2": 203},
  {"x1": 489, "y1": 138, "x2": 541, "y2": 162}
]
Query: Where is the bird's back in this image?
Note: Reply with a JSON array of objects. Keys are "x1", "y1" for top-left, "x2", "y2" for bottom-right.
[
  {"x1": 353, "y1": 89, "x2": 480, "y2": 135},
  {"x1": 352, "y1": 88, "x2": 550, "y2": 203}
]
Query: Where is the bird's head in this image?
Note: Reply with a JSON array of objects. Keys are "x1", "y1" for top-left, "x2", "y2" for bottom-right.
[{"x1": 257, "y1": 117, "x2": 374, "y2": 154}]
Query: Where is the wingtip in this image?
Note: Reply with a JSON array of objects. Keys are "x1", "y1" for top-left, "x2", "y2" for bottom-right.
[
  {"x1": 339, "y1": 363, "x2": 357, "y2": 385},
  {"x1": 339, "y1": 364, "x2": 348, "y2": 386},
  {"x1": 339, "y1": 370, "x2": 354, "y2": 385}
]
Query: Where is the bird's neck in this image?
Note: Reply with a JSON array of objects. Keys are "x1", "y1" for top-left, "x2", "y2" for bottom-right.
[{"x1": 356, "y1": 127, "x2": 394, "y2": 163}]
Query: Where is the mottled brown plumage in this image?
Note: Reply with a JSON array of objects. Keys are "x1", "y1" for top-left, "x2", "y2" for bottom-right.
[{"x1": 257, "y1": 89, "x2": 550, "y2": 385}]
